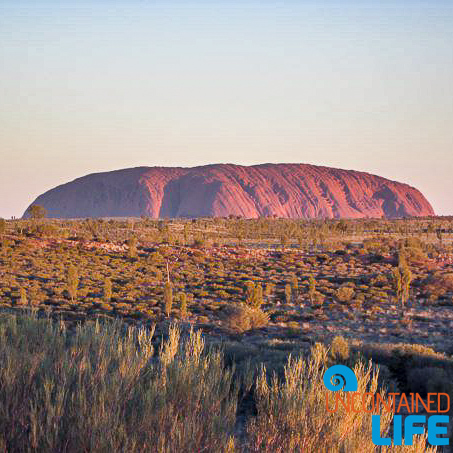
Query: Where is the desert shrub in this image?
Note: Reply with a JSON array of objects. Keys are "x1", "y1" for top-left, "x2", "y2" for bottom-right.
[
  {"x1": 396, "y1": 344, "x2": 442, "y2": 361},
  {"x1": 0, "y1": 313, "x2": 238, "y2": 452},
  {"x1": 33, "y1": 223, "x2": 60, "y2": 237},
  {"x1": 246, "y1": 343, "x2": 433, "y2": 453},
  {"x1": 335, "y1": 286, "x2": 355, "y2": 303},
  {"x1": 425, "y1": 272, "x2": 453, "y2": 299},
  {"x1": 312, "y1": 291, "x2": 325, "y2": 306},
  {"x1": 353, "y1": 293, "x2": 365, "y2": 308},
  {"x1": 221, "y1": 304, "x2": 268, "y2": 333},
  {"x1": 193, "y1": 237, "x2": 205, "y2": 247},
  {"x1": 330, "y1": 335, "x2": 350, "y2": 361},
  {"x1": 359, "y1": 342, "x2": 450, "y2": 394},
  {"x1": 197, "y1": 315, "x2": 210, "y2": 324},
  {"x1": 371, "y1": 274, "x2": 389, "y2": 287},
  {"x1": 404, "y1": 246, "x2": 427, "y2": 263},
  {"x1": 246, "y1": 343, "x2": 394, "y2": 453},
  {"x1": 28, "y1": 204, "x2": 47, "y2": 220},
  {"x1": 363, "y1": 238, "x2": 387, "y2": 254},
  {"x1": 286, "y1": 321, "x2": 300, "y2": 330},
  {"x1": 399, "y1": 238, "x2": 427, "y2": 263}
]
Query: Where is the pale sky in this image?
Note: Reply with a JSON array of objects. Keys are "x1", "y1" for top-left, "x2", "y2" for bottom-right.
[{"x1": 1, "y1": 1, "x2": 452, "y2": 218}]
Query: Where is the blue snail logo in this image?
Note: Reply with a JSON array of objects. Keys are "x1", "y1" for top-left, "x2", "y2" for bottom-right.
[{"x1": 323, "y1": 365, "x2": 358, "y2": 392}]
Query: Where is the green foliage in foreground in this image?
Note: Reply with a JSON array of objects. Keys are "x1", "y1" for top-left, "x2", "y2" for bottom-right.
[{"x1": 0, "y1": 312, "x2": 437, "y2": 452}]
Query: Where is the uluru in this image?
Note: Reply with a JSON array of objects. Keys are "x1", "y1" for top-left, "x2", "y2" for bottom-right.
[{"x1": 23, "y1": 163, "x2": 435, "y2": 219}]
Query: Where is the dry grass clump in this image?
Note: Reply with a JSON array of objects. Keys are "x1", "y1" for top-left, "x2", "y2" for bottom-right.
[
  {"x1": 0, "y1": 313, "x2": 237, "y2": 452},
  {"x1": 330, "y1": 335, "x2": 350, "y2": 361},
  {"x1": 246, "y1": 343, "x2": 434, "y2": 453},
  {"x1": 221, "y1": 304, "x2": 269, "y2": 333}
]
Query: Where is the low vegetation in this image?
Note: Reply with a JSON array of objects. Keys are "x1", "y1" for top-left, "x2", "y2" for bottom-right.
[
  {"x1": 0, "y1": 215, "x2": 452, "y2": 450},
  {"x1": 0, "y1": 313, "x2": 238, "y2": 452},
  {"x1": 0, "y1": 312, "x2": 441, "y2": 452}
]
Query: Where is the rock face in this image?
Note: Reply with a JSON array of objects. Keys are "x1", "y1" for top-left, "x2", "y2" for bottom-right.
[{"x1": 23, "y1": 164, "x2": 435, "y2": 219}]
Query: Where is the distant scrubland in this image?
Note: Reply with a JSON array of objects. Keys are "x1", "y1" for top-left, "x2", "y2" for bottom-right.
[{"x1": 0, "y1": 215, "x2": 453, "y2": 450}]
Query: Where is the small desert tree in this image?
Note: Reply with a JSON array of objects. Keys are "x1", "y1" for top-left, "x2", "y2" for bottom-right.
[
  {"x1": 183, "y1": 224, "x2": 190, "y2": 245},
  {"x1": 164, "y1": 281, "x2": 173, "y2": 317},
  {"x1": 392, "y1": 263, "x2": 412, "y2": 307},
  {"x1": 0, "y1": 219, "x2": 6, "y2": 236},
  {"x1": 127, "y1": 237, "x2": 138, "y2": 259},
  {"x1": 29, "y1": 204, "x2": 47, "y2": 220},
  {"x1": 291, "y1": 274, "x2": 299, "y2": 299},
  {"x1": 179, "y1": 292, "x2": 188, "y2": 320},
  {"x1": 401, "y1": 264, "x2": 412, "y2": 306},
  {"x1": 280, "y1": 234, "x2": 289, "y2": 251},
  {"x1": 285, "y1": 283, "x2": 292, "y2": 304},
  {"x1": 19, "y1": 287, "x2": 27, "y2": 306},
  {"x1": 67, "y1": 264, "x2": 79, "y2": 302},
  {"x1": 245, "y1": 281, "x2": 255, "y2": 305},
  {"x1": 392, "y1": 266, "x2": 401, "y2": 295},
  {"x1": 252, "y1": 284, "x2": 264, "y2": 309},
  {"x1": 264, "y1": 283, "x2": 274, "y2": 301},
  {"x1": 104, "y1": 277, "x2": 112, "y2": 303}
]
